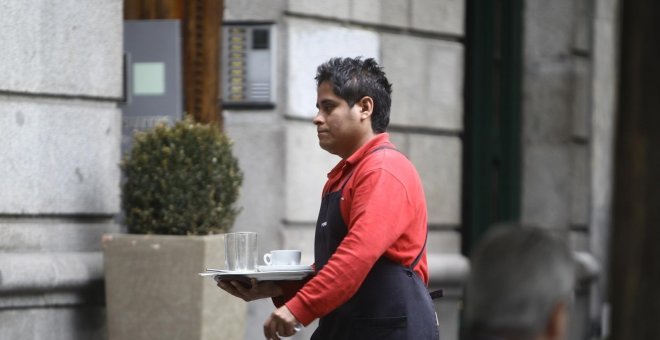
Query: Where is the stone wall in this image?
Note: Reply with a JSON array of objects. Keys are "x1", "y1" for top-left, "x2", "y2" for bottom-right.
[
  {"x1": 521, "y1": 0, "x2": 591, "y2": 231},
  {"x1": 521, "y1": 0, "x2": 618, "y2": 338},
  {"x1": 0, "y1": 1, "x2": 123, "y2": 339}
]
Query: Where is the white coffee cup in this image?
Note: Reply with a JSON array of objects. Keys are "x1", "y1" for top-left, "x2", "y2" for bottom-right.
[{"x1": 263, "y1": 250, "x2": 302, "y2": 266}]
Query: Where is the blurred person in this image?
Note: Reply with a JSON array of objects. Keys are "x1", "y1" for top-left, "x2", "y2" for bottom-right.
[
  {"x1": 464, "y1": 224, "x2": 575, "y2": 340},
  {"x1": 217, "y1": 57, "x2": 439, "y2": 340}
]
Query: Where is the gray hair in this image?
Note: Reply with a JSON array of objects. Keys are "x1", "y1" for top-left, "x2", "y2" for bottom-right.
[{"x1": 464, "y1": 224, "x2": 575, "y2": 337}]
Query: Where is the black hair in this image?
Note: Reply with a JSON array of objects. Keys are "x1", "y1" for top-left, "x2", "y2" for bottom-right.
[{"x1": 315, "y1": 57, "x2": 393, "y2": 133}]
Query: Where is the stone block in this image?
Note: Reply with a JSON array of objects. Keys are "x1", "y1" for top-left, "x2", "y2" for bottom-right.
[
  {"x1": 224, "y1": 0, "x2": 286, "y2": 21},
  {"x1": 0, "y1": 98, "x2": 121, "y2": 214},
  {"x1": 381, "y1": 34, "x2": 464, "y2": 130},
  {"x1": 573, "y1": 0, "x2": 592, "y2": 53},
  {"x1": 522, "y1": 59, "x2": 574, "y2": 144},
  {"x1": 0, "y1": 0, "x2": 123, "y2": 98},
  {"x1": 572, "y1": 58, "x2": 591, "y2": 140},
  {"x1": 0, "y1": 307, "x2": 107, "y2": 340},
  {"x1": 521, "y1": 144, "x2": 572, "y2": 228},
  {"x1": 570, "y1": 144, "x2": 589, "y2": 226},
  {"x1": 286, "y1": 18, "x2": 380, "y2": 118},
  {"x1": 225, "y1": 115, "x2": 286, "y2": 256},
  {"x1": 406, "y1": 134, "x2": 462, "y2": 225},
  {"x1": 284, "y1": 121, "x2": 338, "y2": 222},
  {"x1": 288, "y1": 0, "x2": 350, "y2": 20},
  {"x1": 524, "y1": 0, "x2": 575, "y2": 58},
  {"x1": 0, "y1": 218, "x2": 119, "y2": 252},
  {"x1": 350, "y1": 0, "x2": 409, "y2": 28},
  {"x1": 0, "y1": 252, "x2": 103, "y2": 293},
  {"x1": 428, "y1": 229, "x2": 461, "y2": 254},
  {"x1": 410, "y1": 0, "x2": 465, "y2": 36}
]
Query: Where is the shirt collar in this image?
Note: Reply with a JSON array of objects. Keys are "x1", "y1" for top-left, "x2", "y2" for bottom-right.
[
  {"x1": 345, "y1": 133, "x2": 391, "y2": 166},
  {"x1": 326, "y1": 133, "x2": 392, "y2": 178}
]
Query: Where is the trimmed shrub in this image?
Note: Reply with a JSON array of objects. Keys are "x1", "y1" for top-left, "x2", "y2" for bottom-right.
[{"x1": 121, "y1": 116, "x2": 243, "y2": 235}]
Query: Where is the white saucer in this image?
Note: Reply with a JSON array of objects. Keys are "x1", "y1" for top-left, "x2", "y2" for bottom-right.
[
  {"x1": 199, "y1": 269, "x2": 313, "y2": 281},
  {"x1": 258, "y1": 264, "x2": 312, "y2": 272}
]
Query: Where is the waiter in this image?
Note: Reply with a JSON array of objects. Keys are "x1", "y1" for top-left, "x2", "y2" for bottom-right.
[{"x1": 218, "y1": 57, "x2": 439, "y2": 340}]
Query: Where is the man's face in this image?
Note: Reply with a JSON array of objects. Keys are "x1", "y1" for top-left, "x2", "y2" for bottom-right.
[{"x1": 313, "y1": 81, "x2": 366, "y2": 158}]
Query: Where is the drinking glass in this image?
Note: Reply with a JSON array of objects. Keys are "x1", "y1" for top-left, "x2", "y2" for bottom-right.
[{"x1": 224, "y1": 232, "x2": 258, "y2": 272}]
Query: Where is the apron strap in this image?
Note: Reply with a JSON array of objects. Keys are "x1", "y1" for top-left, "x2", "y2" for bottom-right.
[
  {"x1": 411, "y1": 231, "x2": 444, "y2": 300},
  {"x1": 410, "y1": 232, "x2": 427, "y2": 271},
  {"x1": 416, "y1": 235, "x2": 444, "y2": 300}
]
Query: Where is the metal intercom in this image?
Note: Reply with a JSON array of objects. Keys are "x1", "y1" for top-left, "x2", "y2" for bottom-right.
[
  {"x1": 221, "y1": 22, "x2": 276, "y2": 109},
  {"x1": 121, "y1": 20, "x2": 183, "y2": 154}
]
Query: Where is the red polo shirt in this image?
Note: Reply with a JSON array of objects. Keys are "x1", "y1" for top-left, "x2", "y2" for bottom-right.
[{"x1": 282, "y1": 133, "x2": 429, "y2": 326}]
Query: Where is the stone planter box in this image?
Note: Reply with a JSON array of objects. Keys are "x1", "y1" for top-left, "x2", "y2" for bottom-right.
[{"x1": 103, "y1": 234, "x2": 244, "y2": 340}]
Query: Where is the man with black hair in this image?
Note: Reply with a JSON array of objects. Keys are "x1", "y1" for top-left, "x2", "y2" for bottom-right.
[{"x1": 218, "y1": 57, "x2": 439, "y2": 340}]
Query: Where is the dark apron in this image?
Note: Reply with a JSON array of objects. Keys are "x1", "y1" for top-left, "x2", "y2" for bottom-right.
[{"x1": 311, "y1": 147, "x2": 440, "y2": 340}]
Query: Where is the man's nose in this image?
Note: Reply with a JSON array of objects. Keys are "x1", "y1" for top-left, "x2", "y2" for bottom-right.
[{"x1": 313, "y1": 112, "x2": 323, "y2": 125}]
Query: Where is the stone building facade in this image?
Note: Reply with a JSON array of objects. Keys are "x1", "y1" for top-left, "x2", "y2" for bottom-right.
[
  {"x1": 0, "y1": 0, "x2": 123, "y2": 339},
  {"x1": 0, "y1": 0, "x2": 618, "y2": 339}
]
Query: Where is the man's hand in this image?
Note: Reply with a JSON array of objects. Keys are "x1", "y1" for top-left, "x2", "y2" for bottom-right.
[
  {"x1": 263, "y1": 305, "x2": 300, "y2": 340},
  {"x1": 216, "y1": 277, "x2": 283, "y2": 302}
]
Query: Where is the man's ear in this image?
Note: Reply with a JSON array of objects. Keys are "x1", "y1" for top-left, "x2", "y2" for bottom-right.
[
  {"x1": 356, "y1": 96, "x2": 374, "y2": 120},
  {"x1": 545, "y1": 302, "x2": 569, "y2": 340}
]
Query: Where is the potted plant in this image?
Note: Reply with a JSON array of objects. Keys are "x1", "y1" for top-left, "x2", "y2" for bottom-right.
[{"x1": 103, "y1": 116, "x2": 245, "y2": 340}]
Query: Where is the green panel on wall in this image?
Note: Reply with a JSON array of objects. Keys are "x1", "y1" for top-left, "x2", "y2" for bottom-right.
[{"x1": 463, "y1": 0, "x2": 522, "y2": 254}]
